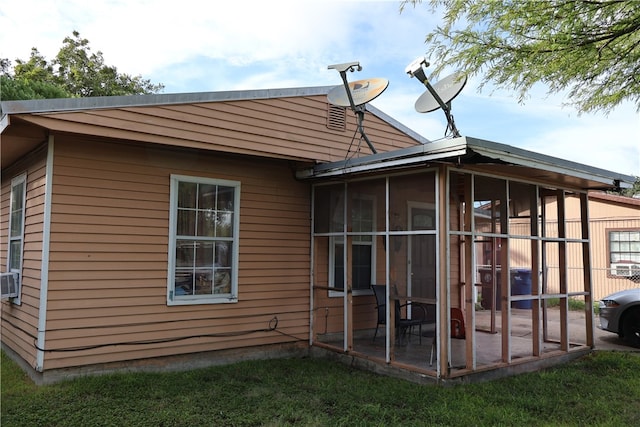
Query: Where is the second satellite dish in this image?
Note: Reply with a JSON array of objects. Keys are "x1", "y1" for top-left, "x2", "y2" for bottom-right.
[
  {"x1": 414, "y1": 72, "x2": 467, "y2": 113},
  {"x1": 406, "y1": 56, "x2": 466, "y2": 137},
  {"x1": 327, "y1": 77, "x2": 389, "y2": 108}
]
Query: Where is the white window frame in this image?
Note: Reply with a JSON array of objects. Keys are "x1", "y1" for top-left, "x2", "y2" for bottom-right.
[
  {"x1": 6, "y1": 173, "x2": 27, "y2": 303},
  {"x1": 609, "y1": 229, "x2": 640, "y2": 277},
  {"x1": 329, "y1": 195, "x2": 376, "y2": 297},
  {"x1": 167, "y1": 175, "x2": 240, "y2": 305}
]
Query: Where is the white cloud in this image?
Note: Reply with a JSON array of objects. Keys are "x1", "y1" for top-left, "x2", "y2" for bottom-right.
[
  {"x1": 519, "y1": 106, "x2": 640, "y2": 176},
  {"x1": 1, "y1": 0, "x2": 637, "y2": 178}
]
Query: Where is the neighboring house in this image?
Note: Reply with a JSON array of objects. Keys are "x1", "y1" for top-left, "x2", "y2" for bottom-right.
[
  {"x1": 475, "y1": 191, "x2": 640, "y2": 303},
  {"x1": 584, "y1": 192, "x2": 640, "y2": 299},
  {"x1": 1, "y1": 88, "x2": 635, "y2": 385},
  {"x1": 531, "y1": 191, "x2": 640, "y2": 301}
]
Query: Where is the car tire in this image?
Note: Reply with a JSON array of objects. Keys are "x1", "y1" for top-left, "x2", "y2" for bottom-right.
[{"x1": 621, "y1": 307, "x2": 640, "y2": 348}]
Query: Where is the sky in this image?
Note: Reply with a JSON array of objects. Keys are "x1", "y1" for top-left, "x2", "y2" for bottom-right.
[{"x1": 1, "y1": 0, "x2": 639, "y2": 178}]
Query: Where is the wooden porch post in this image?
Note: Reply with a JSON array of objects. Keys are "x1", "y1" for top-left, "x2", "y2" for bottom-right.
[
  {"x1": 438, "y1": 166, "x2": 450, "y2": 376},
  {"x1": 500, "y1": 187, "x2": 510, "y2": 363},
  {"x1": 463, "y1": 173, "x2": 474, "y2": 370},
  {"x1": 346, "y1": 235, "x2": 353, "y2": 352},
  {"x1": 530, "y1": 186, "x2": 541, "y2": 356},
  {"x1": 557, "y1": 190, "x2": 569, "y2": 351},
  {"x1": 580, "y1": 192, "x2": 594, "y2": 348}
]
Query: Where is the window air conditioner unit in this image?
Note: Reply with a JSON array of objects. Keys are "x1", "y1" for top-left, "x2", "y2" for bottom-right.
[
  {"x1": 610, "y1": 263, "x2": 637, "y2": 277},
  {"x1": 1, "y1": 272, "x2": 19, "y2": 299}
]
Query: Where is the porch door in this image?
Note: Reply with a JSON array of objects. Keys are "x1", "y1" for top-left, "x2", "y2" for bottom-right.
[{"x1": 408, "y1": 202, "x2": 436, "y2": 300}]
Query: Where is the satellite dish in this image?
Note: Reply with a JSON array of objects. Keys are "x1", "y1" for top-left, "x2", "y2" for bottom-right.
[
  {"x1": 327, "y1": 61, "x2": 388, "y2": 154},
  {"x1": 406, "y1": 56, "x2": 466, "y2": 137},
  {"x1": 327, "y1": 77, "x2": 389, "y2": 108},
  {"x1": 414, "y1": 72, "x2": 467, "y2": 113}
]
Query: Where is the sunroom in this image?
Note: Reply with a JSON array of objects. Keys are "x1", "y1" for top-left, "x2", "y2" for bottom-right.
[{"x1": 300, "y1": 136, "x2": 632, "y2": 383}]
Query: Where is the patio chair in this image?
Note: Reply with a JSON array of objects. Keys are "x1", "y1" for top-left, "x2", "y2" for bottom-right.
[{"x1": 371, "y1": 284, "x2": 428, "y2": 344}]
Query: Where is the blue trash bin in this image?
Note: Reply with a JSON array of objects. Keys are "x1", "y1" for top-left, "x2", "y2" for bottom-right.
[{"x1": 510, "y1": 268, "x2": 532, "y2": 309}]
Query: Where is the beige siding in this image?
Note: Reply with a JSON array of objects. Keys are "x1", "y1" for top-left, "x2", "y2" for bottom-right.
[
  {"x1": 41, "y1": 136, "x2": 311, "y2": 369},
  {"x1": 18, "y1": 95, "x2": 420, "y2": 165},
  {"x1": 0, "y1": 145, "x2": 47, "y2": 369},
  {"x1": 505, "y1": 193, "x2": 640, "y2": 301},
  {"x1": 589, "y1": 218, "x2": 640, "y2": 300},
  {"x1": 588, "y1": 194, "x2": 640, "y2": 220}
]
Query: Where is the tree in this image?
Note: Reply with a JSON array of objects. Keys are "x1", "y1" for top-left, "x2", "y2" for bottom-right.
[
  {"x1": 1, "y1": 53, "x2": 70, "y2": 100},
  {"x1": 401, "y1": 0, "x2": 640, "y2": 114},
  {"x1": 620, "y1": 177, "x2": 640, "y2": 198},
  {"x1": 1, "y1": 31, "x2": 163, "y2": 100}
]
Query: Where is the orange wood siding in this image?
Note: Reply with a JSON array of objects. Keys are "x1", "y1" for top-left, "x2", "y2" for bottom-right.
[
  {"x1": 41, "y1": 136, "x2": 311, "y2": 370},
  {"x1": 18, "y1": 95, "x2": 420, "y2": 165},
  {"x1": 0, "y1": 145, "x2": 47, "y2": 369}
]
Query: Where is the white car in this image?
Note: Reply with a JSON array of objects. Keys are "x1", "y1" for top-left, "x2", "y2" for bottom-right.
[{"x1": 598, "y1": 288, "x2": 640, "y2": 348}]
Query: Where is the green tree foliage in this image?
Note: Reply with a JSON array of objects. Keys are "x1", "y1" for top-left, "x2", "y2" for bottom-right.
[
  {"x1": 401, "y1": 0, "x2": 640, "y2": 114},
  {"x1": 1, "y1": 31, "x2": 163, "y2": 100},
  {"x1": 1, "y1": 51, "x2": 70, "y2": 100},
  {"x1": 620, "y1": 177, "x2": 640, "y2": 197}
]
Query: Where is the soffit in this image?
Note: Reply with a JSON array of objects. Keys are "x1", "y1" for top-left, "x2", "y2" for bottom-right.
[{"x1": 1, "y1": 118, "x2": 48, "y2": 169}]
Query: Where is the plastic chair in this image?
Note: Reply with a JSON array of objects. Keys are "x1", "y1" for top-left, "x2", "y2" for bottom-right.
[{"x1": 371, "y1": 284, "x2": 428, "y2": 344}]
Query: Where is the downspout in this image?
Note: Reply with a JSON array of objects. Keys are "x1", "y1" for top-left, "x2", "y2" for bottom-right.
[{"x1": 35, "y1": 135, "x2": 54, "y2": 372}]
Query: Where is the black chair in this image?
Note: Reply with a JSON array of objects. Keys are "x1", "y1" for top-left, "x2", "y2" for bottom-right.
[{"x1": 371, "y1": 284, "x2": 428, "y2": 344}]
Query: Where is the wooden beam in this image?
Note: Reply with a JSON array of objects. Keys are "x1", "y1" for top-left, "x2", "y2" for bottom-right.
[
  {"x1": 557, "y1": 190, "x2": 569, "y2": 351},
  {"x1": 530, "y1": 186, "x2": 541, "y2": 356},
  {"x1": 501, "y1": 236, "x2": 510, "y2": 363},
  {"x1": 346, "y1": 235, "x2": 353, "y2": 352},
  {"x1": 439, "y1": 166, "x2": 452, "y2": 376},
  {"x1": 499, "y1": 182, "x2": 510, "y2": 363},
  {"x1": 580, "y1": 192, "x2": 594, "y2": 348},
  {"x1": 464, "y1": 180, "x2": 475, "y2": 370}
]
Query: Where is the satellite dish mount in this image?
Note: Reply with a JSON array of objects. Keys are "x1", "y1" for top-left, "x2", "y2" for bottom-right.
[
  {"x1": 406, "y1": 57, "x2": 466, "y2": 138},
  {"x1": 327, "y1": 61, "x2": 388, "y2": 154}
]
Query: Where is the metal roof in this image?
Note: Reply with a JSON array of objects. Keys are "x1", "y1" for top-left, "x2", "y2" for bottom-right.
[
  {"x1": 2, "y1": 88, "x2": 633, "y2": 190},
  {"x1": 0, "y1": 86, "x2": 333, "y2": 115},
  {"x1": 296, "y1": 136, "x2": 636, "y2": 191},
  {"x1": 0, "y1": 86, "x2": 430, "y2": 145}
]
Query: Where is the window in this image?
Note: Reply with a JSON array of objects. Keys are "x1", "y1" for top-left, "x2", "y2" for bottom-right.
[
  {"x1": 6, "y1": 173, "x2": 26, "y2": 301},
  {"x1": 168, "y1": 175, "x2": 240, "y2": 305},
  {"x1": 609, "y1": 230, "x2": 640, "y2": 277},
  {"x1": 330, "y1": 196, "x2": 375, "y2": 295}
]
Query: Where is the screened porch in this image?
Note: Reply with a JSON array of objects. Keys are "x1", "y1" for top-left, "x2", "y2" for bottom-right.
[{"x1": 309, "y1": 164, "x2": 594, "y2": 381}]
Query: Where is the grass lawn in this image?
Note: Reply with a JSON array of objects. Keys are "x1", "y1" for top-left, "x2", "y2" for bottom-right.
[{"x1": 2, "y1": 350, "x2": 639, "y2": 426}]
